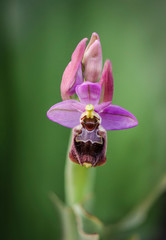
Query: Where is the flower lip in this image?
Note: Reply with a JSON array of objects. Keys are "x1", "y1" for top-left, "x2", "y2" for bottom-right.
[{"x1": 70, "y1": 123, "x2": 107, "y2": 167}]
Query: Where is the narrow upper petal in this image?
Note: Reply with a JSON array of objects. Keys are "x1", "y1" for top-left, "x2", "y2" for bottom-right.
[
  {"x1": 61, "y1": 38, "x2": 88, "y2": 100},
  {"x1": 47, "y1": 100, "x2": 85, "y2": 128},
  {"x1": 95, "y1": 101, "x2": 112, "y2": 113},
  {"x1": 99, "y1": 105, "x2": 138, "y2": 130},
  {"x1": 82, "y1": 32, "x2": 102, "y2": 83},
  {"x1": 99, "y1": 60, "x2": 113, "y2": 103},
  {"x1": 76, "y1": 82, "x2": 101, "y2": 105}
]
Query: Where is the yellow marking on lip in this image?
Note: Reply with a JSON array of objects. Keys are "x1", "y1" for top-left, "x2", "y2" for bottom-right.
[
  {"x1": 83, "y1": 162, "x2": 92, "y2": 168},
  {"x1": 85, "y1": 104, "x2": 94, "y2": 119}
]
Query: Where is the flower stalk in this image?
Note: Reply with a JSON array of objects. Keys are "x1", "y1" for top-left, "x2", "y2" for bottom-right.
[
  {"x1": 65, "y1": 133, "x2": 96, "y2": 207},
  {"x1": 65, "y1": 155, "x2": 96, "y2": 207}
]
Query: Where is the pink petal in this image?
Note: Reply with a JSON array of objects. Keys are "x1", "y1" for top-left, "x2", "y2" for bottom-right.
[
  {"x1": 82, "y1": 33, "x2": 102, "y2": 83},
  {"x1": 47, "y1": 100, "x2": 85, "y2": 128},
  {"x1": 76, "y1": 82, "x2": 101, "y2": 105},
  {"x1": 99, "y1": 105, "x2": 138, "y2": 130},
  {"x1": 95, "y1": 101, "x2": 112, "y2": 113},
  {"x1": 61, "y1": 38, "x2": 88, "y2": 100},
  {"x1": 99, "y1": 60, "x2": 113, "y2": 103}
]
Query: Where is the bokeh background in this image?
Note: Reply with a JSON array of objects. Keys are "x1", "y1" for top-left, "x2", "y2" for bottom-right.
[{"x1": 1, "y1": 0, "x2": 166, "y2": 239}]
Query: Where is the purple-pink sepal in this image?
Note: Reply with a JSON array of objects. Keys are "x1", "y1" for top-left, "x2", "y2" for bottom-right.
[
  {"x1": 47, "y1": 99, "x2": 84, "y2": 128},
  {"x1": 99, "y1": 104, "x2": 138, "y2": 130}
]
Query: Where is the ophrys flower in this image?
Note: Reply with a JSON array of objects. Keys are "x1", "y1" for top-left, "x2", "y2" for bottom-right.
[
  {"x1": 47, "y1": 33, "x2": 138, "y2": 167},
  {"x1": 47, "y1": 81, "x2": 138, "y2": 167}
]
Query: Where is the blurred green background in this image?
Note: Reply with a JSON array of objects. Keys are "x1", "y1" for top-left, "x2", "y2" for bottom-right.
[{"x1": 1, "y1": 0, "x2": 166, "y2": 239}]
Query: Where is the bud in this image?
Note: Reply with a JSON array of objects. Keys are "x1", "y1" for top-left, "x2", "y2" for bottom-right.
[{"x1": 82, "y1": 33, "x2": 102, "y2": 83}]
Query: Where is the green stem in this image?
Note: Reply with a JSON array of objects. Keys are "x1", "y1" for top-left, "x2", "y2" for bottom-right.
[{"x1": 65, "y1": 132, "x2": 96, "y2": 207}]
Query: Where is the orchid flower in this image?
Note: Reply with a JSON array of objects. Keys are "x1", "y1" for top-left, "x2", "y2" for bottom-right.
[{"x1": 47, "y1": 33, "x2": 138, "y2": 167}]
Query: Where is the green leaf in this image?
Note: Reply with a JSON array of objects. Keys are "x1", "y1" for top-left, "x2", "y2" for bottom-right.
[
  {"x1": 73, "y1": 204, "x2": 103, "y2": 240},
  {"x1": 116, "y1": 175, "x2": 166, "y2": 231},
  {"x1": 103, "y1": 175, "x2": 166, "y2": 239},
  {"x1": 50, "y1": 192, "x2": 78, "y2": 240},
  {"x1": 51, "y1": 192, "x2": 105, "y2": 240}
]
